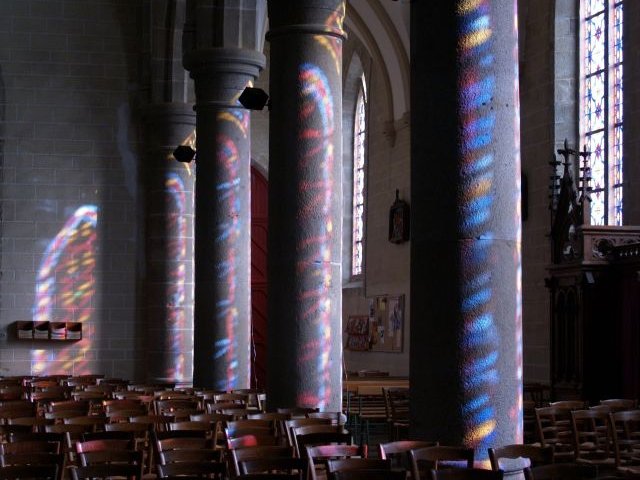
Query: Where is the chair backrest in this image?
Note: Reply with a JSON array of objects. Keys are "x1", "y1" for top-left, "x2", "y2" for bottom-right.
[
  {"x1": 599, "y1": 398, "x2": 637, "y2": 411},
  {"x1": 129, "y1": 415, "x2": 172, "y2": 432},
  {"x1": 295, "y1": 430, "x2": 352, "y2": 459},
  {"x1": 488, "y1": 444, "x2": 553, "y2": 472},
  {"x1": 159, "y1": 448, "x2": 220, "y2": 466},
  {"x1": 410, "y1": 446, "x2": 474, "y2": 480},
  {"x1": 431, "y1": 468, "x2": 504, "y2": 480},
  {"x1": 523, "y1": 463, "x2": 597, "y2": 480},
  {"x1": 227, "y1": 434, "x2": 280, "y2": 449},
  {"x1": 609, "y1": 409, "x2": 640, "y2": 468},
  {"x1": 231, "y1": 445, "x2": 295, "y2": 477},
  {"x1": 548, "y1": 401, "x2": 587, "y2": 410},
  {"x1": 1, "y1": 440, "x2": 60, "y2": 455},
  {"x1": 307, "y1": 412, "x2": 347, "y2": 426},
  {"x1": 306, "y1": 444, "x2": 367, "y2": 480},
  {"x1": 247, "y1": 412, "x2": 291, "y2": 440},
  {"x1": 326, "y1": 458, "x2": 390, "y2": 477},
  {"x1": 379, "y1": 441, "x2": 438, "y2": 474},
  {"x1": 533, "y1": 406, "x2": 574, "y2": 461},
  {"x1": 570, "y1": 409, "x2": 612, "y2": 461},
  {"x1": 277, "y1": 407, "x2": 319, "y2": 418},
  {"x1": 76, "y1": 439, "x2": 134, "y2": 453},
  {"x1": 285, "y1": 418, "x2": 332, "y2": 447}
]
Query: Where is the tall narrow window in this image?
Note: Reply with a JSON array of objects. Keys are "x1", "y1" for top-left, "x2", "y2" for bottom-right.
[
  {"x1": 352, "y1": 75, "x2": 367, "y2": 276},
  {"x1": 582, "y1": 0, "x2": 623, "y2": 225}
]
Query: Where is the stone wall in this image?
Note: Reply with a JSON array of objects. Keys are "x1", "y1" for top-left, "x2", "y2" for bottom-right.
[{"x1": 0, "y1": 0, "x2": 143, "y2": 378}]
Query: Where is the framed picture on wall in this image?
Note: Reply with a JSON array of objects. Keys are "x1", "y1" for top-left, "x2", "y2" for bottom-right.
[
  {"x1": 345, "y1": 315, "x2": 370, "y2": 351},
  {"x1": 368, "y1": 294, "x2": 404, "y2": 353}
]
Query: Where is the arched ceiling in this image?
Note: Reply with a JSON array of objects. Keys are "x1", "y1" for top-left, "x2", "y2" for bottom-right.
[{"x1": 346, "y1": 0, "x2": 410, "y2": 121}]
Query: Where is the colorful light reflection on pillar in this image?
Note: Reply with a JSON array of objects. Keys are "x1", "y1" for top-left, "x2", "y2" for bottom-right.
[
  {"x1": 458, "y1": 0, "x2": 522, "y2": 457},
  {"x1": 32, "y1": 205, "x2": 98, "y2": 375},
  {"x1": 213, "y1": 109, "x2": 249, "y2": 391},
  {"x1": 410, "y1": 0, "x2": 521, "y2": 459},
  {"x1": 296, "y1": 64, "x2": 336, "y2": 409},
  {"x1": 165, "y1": 172, "x2": 189, "y2": 381},
  {"x1": 266, "y1": 1, "x2": 344, "y2": 412}
]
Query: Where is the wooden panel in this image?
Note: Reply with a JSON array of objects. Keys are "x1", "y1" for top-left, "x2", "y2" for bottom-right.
[{"x1": 251, "y1": 166, "x2": 268, "y2": 390}]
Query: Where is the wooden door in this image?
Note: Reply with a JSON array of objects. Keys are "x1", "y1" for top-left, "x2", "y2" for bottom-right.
[{"x1": 251, "y1": 166, "x2": 268, "y2": 389}]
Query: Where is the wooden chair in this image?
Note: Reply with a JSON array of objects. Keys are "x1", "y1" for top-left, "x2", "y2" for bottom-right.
[
  {"x1": 599, "y1": 399, "x2": 637, "y2": 412},
  {"x1": 0, "y1": 446, "x2": 64, "y2": 480},
  {"x1": 76, "y1": 438, "x2": 135, "y2": 454},
  {"x1": 379, "y1": 441, "x2": 438, "y2": 473},
  {"x1": 410, "y1": 446, "x2": 474, "y2": 480},
  {"x1": 247, "y1": 412, "x2": 291, "y2": 442},
  {"x1": 227, "y1": 434, "x2": 281, "y2": 449},
  {"x1": 488, "y1": 445, "x2": 553, "y2": 479},
  {"x1": 383, "y1": 388, "x2": 410, "y2": 441},
  {"x1": 293, "y1": 427, "x2": 352, "y2": 459},
  {"x1": 523, "y1": 463, "x2": 597, "y2": 480},
  {"x1": 277, "y1": 407, "x2": 319, "y2": 418},
  {"x1": 307, "y1": 444, "x2": 368, "y2": 480},
  {"x1": 353, "y1": 386, "x2": 387, "y2": 446},
  {"x1": 231, "y1": 445, "x2": 295, "y2": 477},
  {"x1": 431, "y1": 469, "x2": 504, "y2": 480},
  {"x1": 47, "y1": 400, "x2": 90, "y2": 415},
  {"x1": 129, "y1": 414, "x2": 172, "y2": 433},
  {"x1": 284, "y1": 418, "x2": 332, "y2": 449},
  {"x1": 609, "y1": 409, "x2": 640, "y2": 475},
  {"x1": 534, "y1": 406, "x2": 574, "y2": 462},
  {"x1": 231, "y1": 389, "x2": 264, "y2": 412},
  {"x1": 570, "y1": 409, "x2": 615, "y2": 470},
  {"x1": 307, "y1": 412, "x2": 347, "y2": 426},
  {"x1": 63, "y1": 415, "x2": 108, "y2": 432},
  {"x1": 7, "y1": 416, "x2": 54, "y2": 432}
]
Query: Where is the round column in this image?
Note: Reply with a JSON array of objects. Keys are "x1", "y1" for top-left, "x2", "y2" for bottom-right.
[
  {"x1": 409, "y1": 1, "x2": 523, "y2": 458},
  {"x1": 141, "y1": 103, "x2": 196, "y2": 385},
  {"x1": 266, "y1": 0, "x2": 345, "y2": 411},
  {"x1": 184, "y1": 48, "x2": 265, "y2": 390}
]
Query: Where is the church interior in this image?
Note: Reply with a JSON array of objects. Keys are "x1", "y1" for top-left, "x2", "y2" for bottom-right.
[{"x1": 0, "y1": 0, "x2": 640, "y2": 468}]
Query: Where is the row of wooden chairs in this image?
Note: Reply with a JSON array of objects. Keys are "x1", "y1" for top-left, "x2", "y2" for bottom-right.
[{"x1": 534, "y1": 406, "x2": 640, "y2": 476}]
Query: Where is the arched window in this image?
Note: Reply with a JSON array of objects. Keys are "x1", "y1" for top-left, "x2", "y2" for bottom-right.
[
  {"x1": 352, "y1": 74, "x2": 367, "y2": 277},
  {"x1": 581, "y1": 0, "x2": 624, "y2": 225}
]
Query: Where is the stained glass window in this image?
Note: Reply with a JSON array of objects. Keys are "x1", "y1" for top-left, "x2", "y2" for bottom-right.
[
  {"x1": 352, "y1": 75, "x2": 367, "y2": 277},
  {"x1": 582, "y1": 0, "x2": 624, "y2": 225}
]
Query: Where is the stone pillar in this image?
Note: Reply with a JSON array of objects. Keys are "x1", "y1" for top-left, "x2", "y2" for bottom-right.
[
  {"x1": 266, "y1": 0, "x2": 345, "y2": 411},
  {"x1": 141, "y1": 103, "x2": 196, "y2": 385},
  {"x1": 184, "y1": 48, "x2": 265, "y2": 390},
  {"x1": 410, "y1": 1, "x2": 523, "y2": 459}
]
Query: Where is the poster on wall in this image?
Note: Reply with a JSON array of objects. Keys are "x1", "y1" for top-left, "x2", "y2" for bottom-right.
[
  {"x1": 344, "y1": 294, "x2": 404, "y2": 353},
  {"x1": 345, "y1": 315, "x2": 370, "y2": 351},
  {"x1": 369, "y1": 294, "x2": 404, "y2": 353}
]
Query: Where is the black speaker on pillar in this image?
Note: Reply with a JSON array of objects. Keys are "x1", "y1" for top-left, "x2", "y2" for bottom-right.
[
  {"x1": 239, "y1": 87, "x2": 270, "y2": 111},
  {"x1": 173, "y1": 145, "x2": 196, "y2": 163}
]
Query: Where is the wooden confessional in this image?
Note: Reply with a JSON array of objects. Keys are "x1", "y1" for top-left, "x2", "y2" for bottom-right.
[{"x1": 546, "y1": 141, "x2": 640, "y2": 402}]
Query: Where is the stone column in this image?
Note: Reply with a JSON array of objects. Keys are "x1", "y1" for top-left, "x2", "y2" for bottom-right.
[
  {"x1": 266, "y1": 0, "x2": 345, "y2": 411},
  {"x1": 410, "y1": 1, "x2": 523, "y2": 459},
  {"x1": 184, "y1": 48, "x2": 265, "y2": 390},
  {"x1": 141, "y1": 103, "x2": 196, "y2": 385}
]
